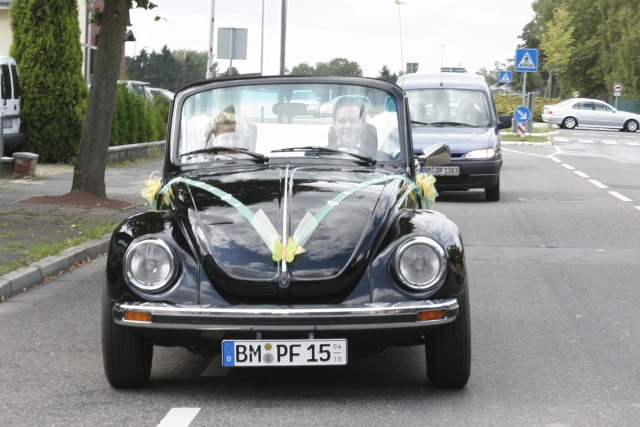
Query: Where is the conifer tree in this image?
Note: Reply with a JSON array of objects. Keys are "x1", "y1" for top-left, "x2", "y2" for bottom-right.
[{"x1": 10, "y1": 0, "x2": 87, "y2": 162}]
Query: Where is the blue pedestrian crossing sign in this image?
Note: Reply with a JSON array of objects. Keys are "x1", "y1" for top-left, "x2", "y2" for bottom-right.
[
  {"x1": 515, "y1": 48, "x2": 539, "y2": 72},
  {"x1": 498, "y1": 71, "x2": 513, "y2": 84},
  {"x1": 514, "y1": 106, "x2": 532, "y2": 123}
]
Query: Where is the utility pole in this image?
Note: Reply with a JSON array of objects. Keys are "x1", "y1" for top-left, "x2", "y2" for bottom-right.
[
  {"x1": 206, "y1": 0, "x2": 216, "y2": 78},
  {"x1": 279, "y1": 0, "x2": 287, "y2": 75}
]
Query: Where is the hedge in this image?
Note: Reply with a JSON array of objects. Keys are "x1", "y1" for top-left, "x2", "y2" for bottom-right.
[{"x1": 494, "y1": 94, "x2": 562, "y2": 122}]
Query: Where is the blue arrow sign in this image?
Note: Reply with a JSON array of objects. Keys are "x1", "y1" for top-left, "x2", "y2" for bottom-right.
[
  {"x1": 515, "y1": 48, "x2": 539, "y2": 72},
  {"x1": 499, "y1": 71, "x2": 513, "y2": 84},
  {"x1": 514, "y1": 106, "x2": 531, "y2": 123}
]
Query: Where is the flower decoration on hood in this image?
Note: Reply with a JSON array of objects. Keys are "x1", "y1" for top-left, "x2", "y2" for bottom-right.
[
  {"x1": 416, "y1": 172, "x2": 438, "y2": 207},
  {"x1": 141, "y1": 172, "x2": 170, "y2": 209},
  {"x1": 272, "y1": 236, "x2": 306, "y2": 262}
]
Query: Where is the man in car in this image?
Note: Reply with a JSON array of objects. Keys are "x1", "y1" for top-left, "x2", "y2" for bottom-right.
[
  {"x1": 332, "y1": 96, "x2": 365, "y2": 149},
  {"x1": 330, "y1": 96, "x2": 378, "y2": 157}
]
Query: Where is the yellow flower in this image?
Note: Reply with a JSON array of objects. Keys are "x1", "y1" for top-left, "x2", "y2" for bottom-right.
[
  {"x1": 141, "y1": 172, "x2": 162, "y2": 206},
  {"x1": 416, "y1": 173, "x2": 438, "y2": 206},
  {"x1": 272, "y1": 236, "x2": 305, "y2": 262}
]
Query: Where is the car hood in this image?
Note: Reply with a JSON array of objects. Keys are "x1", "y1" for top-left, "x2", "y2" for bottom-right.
[
  {"x1": 167, "y1": 166, "x2": 403, "y2": 301},
  {"x1": 411, "y1": 126, "x2": 495, "y2": 155}
]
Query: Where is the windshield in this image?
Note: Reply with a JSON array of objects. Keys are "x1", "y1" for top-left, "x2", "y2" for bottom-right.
[
  {"x1": 406, "y1": 88, "x2": 491, "y2": 127},
  {"x1": 174, "y1": 82, "x2": 403, "y2": 164}
]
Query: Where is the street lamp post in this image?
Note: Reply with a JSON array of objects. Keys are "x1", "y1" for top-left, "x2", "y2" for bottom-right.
[
  {"x1": 206, "y1": 0, "x2": 216, "y2": 78},
  {"x1": 279, "y1": 0, "x2": 287, "y2": 75}
]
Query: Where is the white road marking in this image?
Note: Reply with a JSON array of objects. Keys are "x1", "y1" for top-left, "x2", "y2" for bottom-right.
[
  {"x1": 602, "y1": 140, "x2": 619, "y2": 145},
  {"x1": 578, "y1": 139, "x2": 595, "y2": 143},
  {"x1": 554, "y1": 137, "x2": 570, "y2": 142},
  {"x1": 589, "y1": 180, "x2": 608, "y2": 189},
  {"x1": 157, "y1": 408, "x2": 201, "y2": 427},
  {"x1": 609, "y1": 191, "x2": 632, "y2": 202},
  {"x1": 549, "y1": 144, "x2": 637, "y2": 210},
  {"x1": 627, "y1": 142, "x2": 640, "y2": 146}
]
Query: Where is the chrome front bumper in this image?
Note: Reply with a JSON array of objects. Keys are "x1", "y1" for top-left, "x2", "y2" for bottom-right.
[{"x1": 113, "y1": 299, "x2": 459, "y2": 331}]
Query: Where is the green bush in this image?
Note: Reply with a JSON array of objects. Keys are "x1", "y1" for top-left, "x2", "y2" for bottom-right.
[
  {"x1": 110, "y1": 84, "x2": 168, "y2": 146},
  {"x1": 494, "y1": 94, "x2": 562, "y2": 122},
  {"x1": 10, "y1": 0, "x2": 88, "y2": 163}
]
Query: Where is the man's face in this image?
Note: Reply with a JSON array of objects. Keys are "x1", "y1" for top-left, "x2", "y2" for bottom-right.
[{"x1": 333, "y1": 105, "x2": 364, "y2": 146}]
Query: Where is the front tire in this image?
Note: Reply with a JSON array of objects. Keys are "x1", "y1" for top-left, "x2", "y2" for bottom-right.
[
  {"x1": 485, "y1": 177, "x2": 500, "y2": 201},
  {"x1": 562, "y1": 117, "x2": 578, "y2": 129},
  {"x1": 102, "y1": 286, "x2": 153, "y2": 388},
  {"x1": 624, "y1": 119, "x2": 639, "y2": 132},
  {"x1": 425, "y1": 290, "x2": 471, "y2": 388}
]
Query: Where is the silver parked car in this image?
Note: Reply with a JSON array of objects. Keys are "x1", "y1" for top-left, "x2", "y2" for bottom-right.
[{"x1": 542, "y1": 98, "x2": 640, "y2": 132}]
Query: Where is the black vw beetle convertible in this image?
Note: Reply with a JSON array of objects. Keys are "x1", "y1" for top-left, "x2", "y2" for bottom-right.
[{"x1": 102, "y1": 75, "x2": 470, "y2": 389}]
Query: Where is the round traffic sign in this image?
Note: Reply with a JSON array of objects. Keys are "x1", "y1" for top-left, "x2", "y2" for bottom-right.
[
  {"x1": 613, "y1": 83, "x2": 623, "y2": 93},
  {"x1": 513, "y1": 106, "x2": 531, "y2": 123}
]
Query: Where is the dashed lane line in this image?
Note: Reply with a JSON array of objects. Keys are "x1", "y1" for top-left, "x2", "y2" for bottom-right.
[
  {"x1": 609, "y1": 191, "x2": 633, "y2": 202},
  {"x1": 506, "y1": 146, "x2": 636, "y2": 209},
  {"x1": 589, "y1": 179, "x2": 608, "y2": 189},
  {"x1": 157, "y1": 408, "x2": 201, "y2": 427}
]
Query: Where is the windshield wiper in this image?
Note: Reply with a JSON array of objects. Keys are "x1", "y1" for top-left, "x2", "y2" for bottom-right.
[
  {"x1": 411, "y1": 120, "x2": 432, "y2": 126},
  {"x1": 180, "y1": 146, "x2": 269, "y2": 163},
  {"x1": 271, "y1": 146, "x2": 376, "y2": 165},
  {"x1": 428, "y1": 121, "x2": 474, "y2": 127}
]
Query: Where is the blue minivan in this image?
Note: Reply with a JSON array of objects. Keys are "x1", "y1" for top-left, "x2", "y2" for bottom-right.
[{"x1": 397, "y1": 72, "x2": 512, "y2": 201}]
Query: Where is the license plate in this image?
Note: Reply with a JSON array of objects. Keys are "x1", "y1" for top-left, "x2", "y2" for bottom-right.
[
  {"x1": 222, "y1": 339, "x2": 347, "y2": 367},
  {"x1": 423, "y1": 166, "x2": 460, "y2": 176}
]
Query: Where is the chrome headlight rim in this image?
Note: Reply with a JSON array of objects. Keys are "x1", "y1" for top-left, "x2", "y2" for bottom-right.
[
  {"x1": 392, "y1": 236, "x2": 447, "y2": 292},
  {"x1": 123, "y1": 238, "x2": 177, "y2": 293}
]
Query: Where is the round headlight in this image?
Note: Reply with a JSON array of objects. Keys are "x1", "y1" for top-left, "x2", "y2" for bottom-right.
[
  {"x1": 393, "y1": 237, "x2": 446, "y2": 292},
  {"x1": 124, "y1": 239, "x2": 176, "y2": 293}
]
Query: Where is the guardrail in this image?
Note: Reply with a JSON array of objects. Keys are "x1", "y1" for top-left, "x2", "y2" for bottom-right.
[{"x1": 107, "y1": 140, "x2": 165, "y2": 164}]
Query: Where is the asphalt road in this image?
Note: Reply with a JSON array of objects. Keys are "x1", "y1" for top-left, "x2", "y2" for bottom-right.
[{"x1": 1, "y1": 133, "x2": 639, "y2": 426}]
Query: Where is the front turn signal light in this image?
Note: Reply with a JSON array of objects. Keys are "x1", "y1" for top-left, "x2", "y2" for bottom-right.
[
  {"x1": 124, "y1": 311, "x2": 152, "y2": 323},
  {"x1": 417, "y1": 310, "x2": 446, "y2": 321}
]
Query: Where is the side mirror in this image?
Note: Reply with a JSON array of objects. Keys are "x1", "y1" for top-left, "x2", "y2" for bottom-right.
[
  {"x1": 498, "y1": 114, "x2": 512, "y2": 130},
  {"x1": 421, "y1": 142, "x2": 451, "y2": 166}
]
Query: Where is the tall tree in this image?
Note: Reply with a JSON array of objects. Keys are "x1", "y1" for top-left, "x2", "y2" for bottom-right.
[
  {"x1": 9, "y1": 0, "x2": 87, "y2": 163},
  {"x1": 289, "y1": 62, "x2": 315, "y2": 75},
  {"x1": 561, "y1": 0, "x2": 607, "y2": 98},
  {"x1": 72, "y1": 0, "x2": 156, "y2": 198},
  {"x1": 314, "y1": 58, "x2": 362, "y2": 77},
  {"x1": 539, "y1": 5, "x2": 574, "y2": 97},
  {"x1": 172, "y1": 49, "x2": 211, "y2": 89},
  {"x1": 377, "y1": 65, "x2": 398, "y2": 83}
]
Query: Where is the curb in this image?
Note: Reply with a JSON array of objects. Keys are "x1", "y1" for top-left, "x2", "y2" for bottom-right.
[{"x1": 0, "y1": 236, "x2": 110, "y2": 302}]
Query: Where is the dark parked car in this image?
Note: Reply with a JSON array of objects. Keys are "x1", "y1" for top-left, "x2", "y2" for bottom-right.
[
  {"x1": 102, "y1": 75, "x2": 471, "y2": 389},
  {"x1": 397, "y1": 72, "x2": 512, "y2": 201}
]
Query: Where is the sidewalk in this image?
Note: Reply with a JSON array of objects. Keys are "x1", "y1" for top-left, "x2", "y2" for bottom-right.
[{"x1": 0, "y1": 158, "x2": 163, "y2": 301}]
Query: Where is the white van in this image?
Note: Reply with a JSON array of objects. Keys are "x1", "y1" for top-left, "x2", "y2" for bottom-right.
[{"x1": 1, "y1": 56, "x2": 25, "y2": 154}]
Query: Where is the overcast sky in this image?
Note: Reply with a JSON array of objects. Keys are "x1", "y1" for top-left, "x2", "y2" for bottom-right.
[{"x1": 125, "y1": 0, "x2": 535, "y2": 77}]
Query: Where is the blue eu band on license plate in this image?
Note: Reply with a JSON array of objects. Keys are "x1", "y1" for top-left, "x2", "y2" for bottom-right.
[{"x1": 222, "y1": 339, "x2": 348, "y2": 367}]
